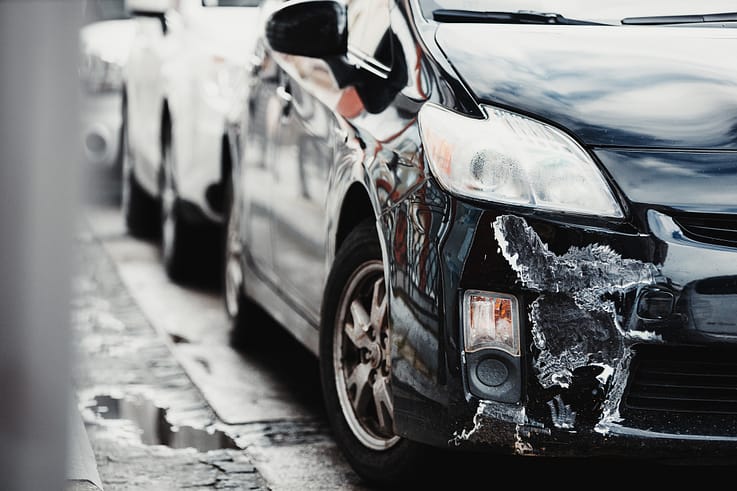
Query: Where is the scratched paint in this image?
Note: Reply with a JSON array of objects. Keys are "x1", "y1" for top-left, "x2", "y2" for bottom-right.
[
  {"x1": 452, "y1": 215, "x2": 665, "y2": 448},
  {"x1": 450, "y1": 399, "x2": 528, "y2": 448},
  {"x1": 493, "y1": 214, "x2": 658, "y2": 391}
]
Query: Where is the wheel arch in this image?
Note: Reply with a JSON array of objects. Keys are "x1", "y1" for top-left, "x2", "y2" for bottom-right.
[
  {"x1": 335, "y1": 182, "x2": 377, "y2": 254},
  {"x1": 160, "y1": 99, "x2": 172, "y2": 152},
  {"x1": 216, "y1": 131, "x2": 233, "y2": 215}
]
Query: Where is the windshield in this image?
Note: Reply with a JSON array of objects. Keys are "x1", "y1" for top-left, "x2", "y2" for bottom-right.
[{"x1": 420, "y1": 0, "x2": 737, "y2": 24}]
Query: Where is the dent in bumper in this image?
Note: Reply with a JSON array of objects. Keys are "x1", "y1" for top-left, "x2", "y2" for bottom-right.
[
  {"x1": 493, "y1": 214, "x2": 659, "y2": 432},
  {"x1": 453, "y1": 211, "x2": 737, "y2": 456}
]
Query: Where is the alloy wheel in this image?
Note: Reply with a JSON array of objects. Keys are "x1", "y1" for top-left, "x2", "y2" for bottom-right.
[{"x1": 333, "y1": 260, "x2": 400, "y2": 451}]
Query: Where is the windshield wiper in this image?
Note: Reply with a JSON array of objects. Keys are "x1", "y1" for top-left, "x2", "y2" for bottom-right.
[
  {"x1": 432, "y1": 9, "x2": 606, "y2": 25},
  {"x1": 622, "y1": 12, "x2": 737, "y2": 25}
]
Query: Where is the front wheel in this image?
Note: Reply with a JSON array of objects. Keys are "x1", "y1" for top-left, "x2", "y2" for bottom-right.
[{"x1": 319, "y1": 221, "x2": 425, "y2": 487}]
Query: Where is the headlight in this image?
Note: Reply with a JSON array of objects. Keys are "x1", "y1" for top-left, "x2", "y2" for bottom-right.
[
  {"x1": 418, "y1": 103, "x2": 623, "y2": 218},
  {"x1": 79, "y1": 51, "x2": 123, "y2": 93}
]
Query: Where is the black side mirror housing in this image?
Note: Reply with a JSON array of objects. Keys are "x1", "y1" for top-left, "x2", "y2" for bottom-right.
[{"x1": 265, "y1": 0, "x2": 347, "y2": 58}]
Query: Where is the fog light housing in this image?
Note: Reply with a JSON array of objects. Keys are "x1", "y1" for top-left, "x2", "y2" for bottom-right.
[
  {"x1": 637, "y1": 287, "x2": 675, "y2": 320},
  {"x1": 463, "y1": 290, "x2": 520, "y2": 357},
  {"x1": 462, "y1": 290, "x2": 522, "y2": 403}
]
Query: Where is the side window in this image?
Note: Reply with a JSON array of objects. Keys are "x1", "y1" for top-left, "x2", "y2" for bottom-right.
[{"x1": 346, "y1": 0, "x2": 393, "y2": 71}]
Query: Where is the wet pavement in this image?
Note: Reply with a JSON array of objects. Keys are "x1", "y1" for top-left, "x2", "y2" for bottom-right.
[
  {"x1": 71, "y1": 181, "x2": 370, "y2": 490},
  {"x1": 71, "y1": 216, "x2": 268, "y2": 490}
]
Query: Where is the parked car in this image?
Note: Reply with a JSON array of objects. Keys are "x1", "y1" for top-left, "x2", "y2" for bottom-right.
[
  {"x1": 225, "y1": 0, "x2": 737, "y2": 484},
  {"x1": 122, "y1": 0, "x2": 261, "y2": 281},
  {"x1": 79, "y1": 0, "x2": 133, "y2": 179}
]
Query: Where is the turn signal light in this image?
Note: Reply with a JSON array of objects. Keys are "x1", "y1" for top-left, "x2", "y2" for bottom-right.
[{"x1": 463, "y1": 290, "x2": 520, "y2": 356}]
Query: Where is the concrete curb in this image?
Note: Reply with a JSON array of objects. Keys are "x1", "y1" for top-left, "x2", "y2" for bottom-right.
[{"x1": 67, "y1": 399, "x2": 103, "y2": 491}]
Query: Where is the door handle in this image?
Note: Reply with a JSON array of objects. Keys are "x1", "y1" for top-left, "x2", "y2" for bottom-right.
[
  {"x1": 276, "y1": 84, "x2": 292, "y2": 119},
  {"x1": 276, "y1": 85, "x2": 292, "y2": 104}
]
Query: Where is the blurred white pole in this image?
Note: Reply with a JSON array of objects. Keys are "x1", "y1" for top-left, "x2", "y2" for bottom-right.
[{"x1": 0, "y1": 1, "x2": 82, "y2": 490}]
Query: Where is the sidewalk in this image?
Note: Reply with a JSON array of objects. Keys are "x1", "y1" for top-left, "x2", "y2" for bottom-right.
[
  {"x1": 68, "y1": 218, "x2": 269, "y2": 491},
  {"x1": 67, "y1": 400, "x2": 103, "y2": 491}
]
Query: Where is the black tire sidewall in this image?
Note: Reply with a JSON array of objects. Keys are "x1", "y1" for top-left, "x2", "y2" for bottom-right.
[
  {"x1": 120, "y1": 95, "x2": 158, "y2": 239},
  {"x1": 122, "y1": 154, "x2": 158, "y2": 238},
  {"x1": 160, "y1": 140, "x2": 192, "y2": 282}
]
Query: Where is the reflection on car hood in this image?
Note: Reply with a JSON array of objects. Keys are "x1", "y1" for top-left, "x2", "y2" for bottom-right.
[{"x1": 435, "y1": 24, "x2": 737, "y2": 150}]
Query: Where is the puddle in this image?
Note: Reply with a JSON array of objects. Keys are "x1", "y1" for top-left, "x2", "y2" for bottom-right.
[{"x1": 88, "y1": 394, "x2": 237, "y2": 452}]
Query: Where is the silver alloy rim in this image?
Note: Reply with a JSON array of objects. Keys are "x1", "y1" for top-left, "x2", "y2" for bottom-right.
[
  {"x1": 224, "y1": 200, "x2": 243, "y2": 318},
  {"x1": 161, "y1": 144, "x2": 176, "y2": 264},
  {"x1": 334, "y1": 260, "x2": 400, "y2": 451}
]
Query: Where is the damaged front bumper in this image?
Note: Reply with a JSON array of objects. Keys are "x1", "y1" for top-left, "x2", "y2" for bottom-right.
[
  {"x1": 456, "y1": 208, "x2": 737, "y2": 460},
  {"x1": 388, "y1": 182, "x2": 737, "y2": 461}
]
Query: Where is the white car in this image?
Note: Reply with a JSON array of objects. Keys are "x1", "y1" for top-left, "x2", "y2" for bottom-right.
[
  {"x1": 122, "y1": 0, "x2": 261, "y2": 281},
  {"x1": 79, "y1": 1, "x2": 134, "y2": 178}
]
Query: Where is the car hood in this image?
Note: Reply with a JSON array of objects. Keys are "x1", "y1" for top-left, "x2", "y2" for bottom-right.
[{"x1": 435, "y1": 24, "x2": 737, "y2": 150}]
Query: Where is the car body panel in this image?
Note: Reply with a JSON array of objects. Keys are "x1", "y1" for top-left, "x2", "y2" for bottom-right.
[
  {"x1": 595, "y1": 149, "x2": 737, "y2": 214},
  {"x1": 232, "y1": 0, "x2": 737, "y2": 463},
  {"x1": 79, "y1": 18, "x2": 135, "y2": 169},
  {"x1": 270, "y1": 58, "x2": 337, "y2": 318},
  {"x1": 435, "y1": 24, "x2": 737, "y2": 150},
  {"x1": 125, "y1": 0, "x2": 260, "y2": 222}
]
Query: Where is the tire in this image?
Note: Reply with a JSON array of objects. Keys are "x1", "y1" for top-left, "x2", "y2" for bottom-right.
[
  {"x1": 319, "y1": 220, "x2": 425, "y2": 487},
  {"x1": 121, "y1": 97, "x2": 158, "y2": 238},
  {"x1": 159, "y1": 135, "x2": 195, "y2": 283}
]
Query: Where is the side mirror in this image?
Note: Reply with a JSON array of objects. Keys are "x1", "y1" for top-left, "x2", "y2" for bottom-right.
[
  {"x1": 124, "y1": 0, "x2": 175, "y2": 16},
  {"x1": 265, "y1": 0, "x2": 347, "y2": 58}
]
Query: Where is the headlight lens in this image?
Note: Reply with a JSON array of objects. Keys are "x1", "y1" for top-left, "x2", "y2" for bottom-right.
[{"x1": 418, "y1": 103, "x2": 623, "y2": 218}]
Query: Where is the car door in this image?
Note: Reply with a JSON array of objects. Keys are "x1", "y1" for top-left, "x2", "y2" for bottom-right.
[
  {"x1": 269, "y1": 59, "x2": 337, "y2": 320},
  {"x1": 125, "y1": 8, "x2": 174, "y2": 193},
  {"x1": 240, "y1": 38, "x2": 282, "y2": 283},
  {"x1": 268, "y1": 0, "x2": 395, "y2": 320}
]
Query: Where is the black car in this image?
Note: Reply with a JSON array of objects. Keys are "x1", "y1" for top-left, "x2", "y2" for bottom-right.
[{"x1": 224, "y1": 0, "x2": 737, "y2": 484}]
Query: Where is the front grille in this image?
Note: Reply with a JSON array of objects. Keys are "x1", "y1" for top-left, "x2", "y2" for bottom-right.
[
  {"x1": 624, "y1": 346, "x2": 737, "y2": 416},
  {"x1": 673, "y1": 213, "x2": 737, "y2": 248}
]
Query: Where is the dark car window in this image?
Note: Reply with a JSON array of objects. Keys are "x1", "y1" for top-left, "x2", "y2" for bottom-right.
[{"x1": 346, "y1": 0, "x2": 393, "y2": 70}]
